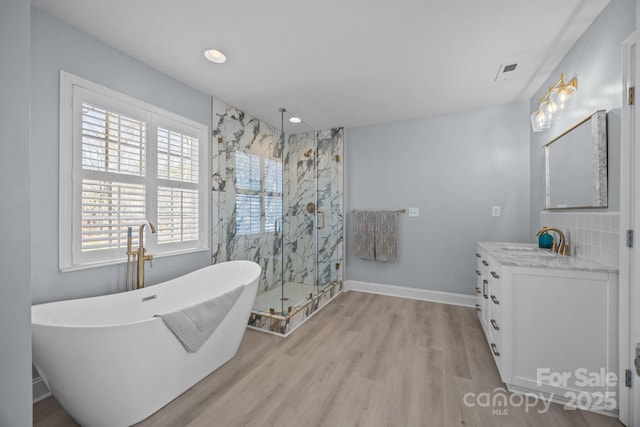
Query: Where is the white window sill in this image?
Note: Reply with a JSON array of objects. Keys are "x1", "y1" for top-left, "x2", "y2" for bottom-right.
[{"x1": 59, "y1": 247, "x2": 211, "y2": 273}]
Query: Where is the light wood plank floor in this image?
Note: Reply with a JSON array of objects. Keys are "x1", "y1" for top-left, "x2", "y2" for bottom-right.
[{"x1": 33, "y1": 291, "x2": 623, "y2": 427}]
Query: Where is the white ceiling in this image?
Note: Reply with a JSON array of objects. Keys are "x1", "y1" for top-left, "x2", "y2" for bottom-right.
[{"x1": 31, "y1": 0, "x2": 610, "y2": 132}]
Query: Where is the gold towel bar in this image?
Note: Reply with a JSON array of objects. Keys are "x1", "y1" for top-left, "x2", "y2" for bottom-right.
[{"x1": 351, "y1": 209, "x2": 406, "y2": 214}]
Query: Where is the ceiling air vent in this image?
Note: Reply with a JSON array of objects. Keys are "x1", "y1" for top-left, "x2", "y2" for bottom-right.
[{"x1": 495, "y1": 62, "x2": 521, "y2": 81}]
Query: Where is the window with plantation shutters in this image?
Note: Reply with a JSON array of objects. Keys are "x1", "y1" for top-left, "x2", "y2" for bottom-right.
[
  {"x1": 156, "y1": 125, "x2": 200, "y2": 245},
  {"x1": 234, "y1": 151, "x2": 282, "y2": 236},
  {"x1": 59, "y1": 72, "x2": 209, "y2": 270},
  {"x1": 79, "y1": 102, "x2": 147, "y2": 254}
]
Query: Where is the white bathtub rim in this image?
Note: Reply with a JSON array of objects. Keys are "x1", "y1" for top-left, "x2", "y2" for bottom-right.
[{"x1": 31, "y1": 260, "x2": 261, "y2": 328}]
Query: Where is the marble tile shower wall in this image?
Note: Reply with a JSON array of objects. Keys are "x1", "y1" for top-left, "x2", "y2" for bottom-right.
[
  {"x1": 283, "y1": 131, "x2": 317, "y2": 286},
  {"x1": 540, "y1": 211, "x2": 620, "y2": 268},
  {"x1": 212, "y1": 105, "x2": 344, "y2": 297},
  {"x1": 283, "y1": 128, "x2": 344, "y2": 286},
  {"x1": 212, "y1": 107, "x2": 283, "y2": 295}
]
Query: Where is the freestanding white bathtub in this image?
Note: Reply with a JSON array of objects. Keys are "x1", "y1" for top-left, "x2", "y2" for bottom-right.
[{"x1": 32, "y1": 261, "x2": 260, "y2": 427}]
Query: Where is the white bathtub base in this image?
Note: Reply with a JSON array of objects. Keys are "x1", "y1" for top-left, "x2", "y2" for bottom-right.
[{"x1": 32, "y1": 261, "x2": 260, "y2": 427}]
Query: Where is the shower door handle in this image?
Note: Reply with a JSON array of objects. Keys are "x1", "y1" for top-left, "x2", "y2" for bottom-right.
[{"x1": 317, "y1": 211, "x2": 325, "y2": 230}]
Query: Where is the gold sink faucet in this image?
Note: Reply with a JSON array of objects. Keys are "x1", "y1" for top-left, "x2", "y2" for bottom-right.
[
  {"x1": 126, "y1": 221, "x2": 156, "y2": 289},
  {"x1": 536, "y1": 226, "x2": 569, "y2": 256}
]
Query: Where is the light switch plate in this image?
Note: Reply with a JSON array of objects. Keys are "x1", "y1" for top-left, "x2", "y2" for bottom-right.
[
  {"x1": 492, "y1": 206, "x2": 501, "y2": 217},
  {"x1": 408, "y1": 207, "x2": 419, "y2": 217}
]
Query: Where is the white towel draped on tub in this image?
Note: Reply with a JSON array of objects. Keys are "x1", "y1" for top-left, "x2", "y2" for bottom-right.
[
  {"x1": 155, "y1": 284, "x2": 245, "y2": 352},
  {"x1": 354, "y1": 210, "x2": 398, "y2": 262}
]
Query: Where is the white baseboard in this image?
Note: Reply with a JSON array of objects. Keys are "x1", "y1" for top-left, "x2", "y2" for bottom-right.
[
  {"x1": 344, "y1": 280, "x2": 475, "y2": 307},
  {"x1": 32, "y1": 376, "x2": 51, "y2": 403}
]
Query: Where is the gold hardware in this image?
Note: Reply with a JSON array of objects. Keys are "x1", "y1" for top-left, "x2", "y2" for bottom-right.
[
  {"x1": 306, "y1": 202, "x2": 316, "y2": 214},
  {"x1": 531, "y1": 73, "x2": 578, "y2": 132},
  {"x1": 335, "y1": 262, "x2": 340, "y2": 270},
  {"x1": 288, "y1": 306, "x2": 292, "y2": 313},
  {"x1": 126, "y1": 221, "x2": 156, "y2": 289},
  {"x1": 335, "y1": 155, "x2": 340, "y2": 162},
  {"x1": 269, "y1": 308, "x2": 275, "y2": 315},
  {"x1": 217, "y1": 135, "x2": 223, "y2": 144},
  {"x1": 351, "y1": 209, "x2": 407, "y2": 214},
  {"x1": 536, "y1": 226, "x2": 569, "y2": 256},
  {"x1": 309, "y1": 293, "x2": 313, "y2": 299},
  {"x1": 317, "y1": 211, "x2": 325, "y2": 229},
  {"x1": 303, "y1": 148, "x2": 313, "y2": 158},
  {"x1": 629, "y1": 87, "x2": 635, "y2": 105}
]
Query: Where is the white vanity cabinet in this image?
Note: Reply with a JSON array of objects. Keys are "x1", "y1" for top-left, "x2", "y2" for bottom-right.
[
  {"x1": 476, "y1": 242, "x2": 619, "y2": 415},
  {"x1": 475, "y1": 247, "x2": 503, "y2": 374}
]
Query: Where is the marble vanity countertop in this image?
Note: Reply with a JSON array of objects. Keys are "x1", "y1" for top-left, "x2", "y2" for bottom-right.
[{"x1": 478, "y1": 242, "x2": 619, "y2": 273}]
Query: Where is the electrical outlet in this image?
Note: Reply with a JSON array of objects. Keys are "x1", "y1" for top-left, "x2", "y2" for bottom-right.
[
  {"x1": 408, "y1": 207, "x2": 419, "y2": 217},
  {"x1": 492, "y1": 206, "x2": 501, "y2": 217}
]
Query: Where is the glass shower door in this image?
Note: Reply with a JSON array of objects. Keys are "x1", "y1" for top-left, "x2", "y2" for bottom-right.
[
  {"x1": 281, "y1": 125, "x2": 318, "y2": 313},
  {"x1": 316, "y1": 128, "x2": 344, "y2": 291},
  {"x1": 215, "y1": 106, "x2": 285, "y2": 315}
]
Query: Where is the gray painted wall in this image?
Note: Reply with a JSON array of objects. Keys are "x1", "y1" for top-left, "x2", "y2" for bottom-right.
[
  {"x1": 30, "y1": 9, "x2": 213, "y2": 304},
  {"x1": 346, "y1": 102, "x2": 530, "y2": 295},
  {"x1": 0, "y1": 1, "x2": 33, "y2": 425},
  {"x1": 529, "y1": 0, "x2": 636, "y2": 233}
]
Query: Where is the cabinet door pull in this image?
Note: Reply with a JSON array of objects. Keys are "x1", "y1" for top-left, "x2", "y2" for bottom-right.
[
  {"x1": 475, "y1": 253, "x2": 481, "y2": 258},
  {"x1": 475, "y1": 286, "x2": 481, "y2": 294},
  {"x1": 491, "y1": 271, "x2": 500, "y2": 279},
  {"x1": 491, "y1": 319, "x2": 500, "y2": 331},
  {"x1": 482, "y1": 260, "x2": 489, "y2": 266},
  {"x1": 475, "y1": 270, "x2": 481, "y2": 276},
  {"x1": 491, "y1": 295, "x2": 500, "y2": 305},
  {"x1": 475, "y1": 304, "x2": 481, "y2": 312},
  {"x1": 483, "y1": 280, "x2": 488, "y2": 299},
  {"x1": 491, "y1": 343, "x2": 500, "y2": 357}
]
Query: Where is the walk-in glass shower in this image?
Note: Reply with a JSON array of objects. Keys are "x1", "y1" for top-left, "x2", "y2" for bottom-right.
[{"x1": 214, "y1": 106, "x2": 343, "y2": 324}]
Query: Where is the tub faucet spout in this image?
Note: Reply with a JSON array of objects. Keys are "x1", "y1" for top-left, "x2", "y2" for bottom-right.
[{"x1": 134, "y1": 221, "x2": 156, "y2": 288}]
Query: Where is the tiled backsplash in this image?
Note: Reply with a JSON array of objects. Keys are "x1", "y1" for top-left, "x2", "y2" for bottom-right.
[{"x1": 540, "y1": 211, "x2": 620, "y2": 268}]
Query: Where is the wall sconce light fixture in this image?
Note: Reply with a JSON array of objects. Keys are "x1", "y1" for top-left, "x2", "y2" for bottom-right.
[{"x1": 530, "y1": 73, "x2": 578, "y2": 132}]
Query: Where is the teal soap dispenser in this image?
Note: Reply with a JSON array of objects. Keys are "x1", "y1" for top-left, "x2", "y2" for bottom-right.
[{"x1": 538, "y1": 232, "x2": 553, "y2": 249}]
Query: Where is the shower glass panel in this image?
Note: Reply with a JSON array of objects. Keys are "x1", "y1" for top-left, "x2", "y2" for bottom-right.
[
  {"x1": 316, "y1": 128, "x2": 344, "y2": 292},
  {"x1": 215, "y1": 108, "x2": 284, "y2": 313},
  {"x1": 215, "y1": 106, "x2": 343, "y2": 318},
  {"x1": 282, "y1": 120, "x2": 318, "y2": 313}
]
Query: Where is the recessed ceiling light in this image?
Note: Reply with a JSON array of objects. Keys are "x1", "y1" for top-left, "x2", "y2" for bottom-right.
[
  {"x1": 289, "y1": 117, "x2": 302, "y2": 123},
  {"x1": 204, "y1": 49, "x2": 226, "y2": 64}
]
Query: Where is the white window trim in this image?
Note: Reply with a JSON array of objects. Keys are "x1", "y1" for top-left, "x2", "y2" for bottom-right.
[{"x1": 59, "y1": 71, "x2": 209, "y2": 271}]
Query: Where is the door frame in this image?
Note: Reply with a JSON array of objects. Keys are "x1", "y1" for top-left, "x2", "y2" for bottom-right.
[{"x1": 621, "y1": 31, "x2": 639, "y2": 427}]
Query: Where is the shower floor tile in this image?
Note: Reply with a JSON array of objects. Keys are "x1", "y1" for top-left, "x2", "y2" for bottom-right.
[{"x1": 253, "y1": 282, "x2": 316, "y2": 313}]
